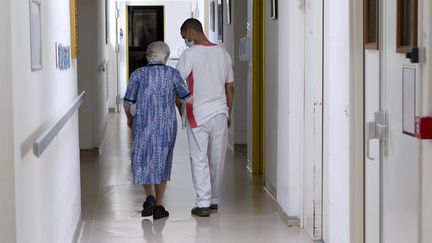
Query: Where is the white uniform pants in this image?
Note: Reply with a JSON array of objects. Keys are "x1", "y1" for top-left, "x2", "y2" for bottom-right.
[{"x1": 187, "y1": 113, "x2": 228, "y2": 208}]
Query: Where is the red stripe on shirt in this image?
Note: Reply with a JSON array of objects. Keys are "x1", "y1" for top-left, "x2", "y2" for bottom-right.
[
  {"x1": 187, "y1": 72, "x2": 198, "y2": 128},
  {"x1": 196, "y1": 43, "x2": 217, "y2": 46}
]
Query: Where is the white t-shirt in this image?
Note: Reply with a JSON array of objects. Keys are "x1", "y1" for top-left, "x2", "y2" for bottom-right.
[{"x1": 176, "y1": 43, "x2": 234, "y2": 128}]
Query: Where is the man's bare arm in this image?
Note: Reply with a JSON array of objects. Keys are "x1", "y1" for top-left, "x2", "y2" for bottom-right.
[{"x1": 225, "y1": 82, "x2": 234, "y2": 127}]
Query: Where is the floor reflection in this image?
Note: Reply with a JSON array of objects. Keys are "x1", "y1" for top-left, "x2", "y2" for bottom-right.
[
  {"x1": 141, "y1": 218, "x2": 167, "y2": 243},
  {"x1": 78, "y1": 111, "x2": 313, "y2": 243}
]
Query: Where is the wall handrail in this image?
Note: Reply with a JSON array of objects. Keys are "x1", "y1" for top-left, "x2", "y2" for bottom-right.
[{"x1": 33, "y1": 91, "x2": 86, "y2": 157}]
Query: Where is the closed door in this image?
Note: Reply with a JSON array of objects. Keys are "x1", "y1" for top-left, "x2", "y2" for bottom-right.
[
  {"x1": 365, "y1": 0, "x2": 421, "y2": 242},
  {"x1": 303, "y1": 0, "x2": 324, "y2": 240}
]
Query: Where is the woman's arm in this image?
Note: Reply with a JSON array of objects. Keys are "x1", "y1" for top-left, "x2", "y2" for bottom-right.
[{"x1": 124, "y1": 102, "x2": 133, "y2": 128}]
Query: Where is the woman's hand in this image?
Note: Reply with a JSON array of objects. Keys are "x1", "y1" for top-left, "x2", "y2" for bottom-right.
[
  {"x1": 127, "y1": 118, "x2": 133, "y2": 129},
  {"x1": 185, "y1": 96, "x2": 194, "y2": 104}
]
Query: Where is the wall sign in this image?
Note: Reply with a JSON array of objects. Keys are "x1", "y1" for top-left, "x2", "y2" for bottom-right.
[
  {"x1": 402, "y1": 67, "x2": 416, "y2": 136},
  {"x1": 56, "y1": 42, "x2": 71, "y2": 71}
]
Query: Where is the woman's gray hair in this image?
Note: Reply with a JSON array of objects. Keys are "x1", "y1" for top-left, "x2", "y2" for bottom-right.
[{"x1": 146, "y1": 41, "x2": 170, "y2": 63}]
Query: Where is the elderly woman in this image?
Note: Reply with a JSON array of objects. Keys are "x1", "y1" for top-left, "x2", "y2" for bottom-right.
[{"x1": 124, "y1": 41, "x2": 192, "y2": 220}]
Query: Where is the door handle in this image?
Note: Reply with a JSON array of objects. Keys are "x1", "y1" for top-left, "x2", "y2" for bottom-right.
[
  {"x1": 366, "y1": 111, "x2": 388, "y2": 161},
  {"x1": 298, "y1": 0, "x2": 304, "y2": 10},
  {"x1": 366, "y1": 121, "x2": 377, "y2": 160}
]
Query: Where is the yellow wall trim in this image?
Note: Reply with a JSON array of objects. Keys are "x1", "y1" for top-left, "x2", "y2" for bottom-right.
[
  {"x1": 70, "y1": 0, "x2": 79, "y2": 59},
  {"x1": 252, "y1": 0, "x2": 265, "y2": 174}
]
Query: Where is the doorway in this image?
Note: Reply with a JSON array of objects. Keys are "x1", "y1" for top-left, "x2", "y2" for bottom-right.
[
  {"x1": 127, "y1": 6, "x2": 164, "y2": 77},
  {"x1": 364, "y1": 0, "x2": 421, "y2": 242}
]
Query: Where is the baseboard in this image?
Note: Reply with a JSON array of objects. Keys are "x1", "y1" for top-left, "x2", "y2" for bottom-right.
[
  {"x1": 72, "y1": 217, "x2": 84, "y2": 243},
  {"x1": 276, "y1": 203, "x2": 300, "y2": 227}
]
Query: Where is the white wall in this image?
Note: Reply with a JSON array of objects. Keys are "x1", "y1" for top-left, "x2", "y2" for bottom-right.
[
  {"x1": 209, "y1": 0, "x2": 248, "y2": 148},
  {"x1": 323, "y1": 1, "x2": 351, "y2": 242},
  {"x1": 118, "y1": 1, "x2": 128, "y2": 98},
  {"x1": 78, "y1": 0, "x2": 109, "y2": 151},
  {"x1": 97, "y1": 0, "x2": 110, "y2": 152},
  {"x1": 0, "y1": 1, "x2": 17, "y2": 242},
  {"x1": 78, "y1": 0, "x2": 99, "y2": 149},
  {"x1": 246, "y1": 0, "x2": 253, "y2": 170},
  {"x1": 10, "y1": 0, "x2": 81, "y2": 242},
  {"x1": 214, "y1": 0, "x2": 235, "y2": 146},
  {"x1": 264, "y1": 0, "x2": 278, "y2": 195},
  {"x1": 108, "y1": 1, "x2": 120, "y2": 110},
  {"x1": 277, "y1": 0, "x2": 304, "y2": 218}
]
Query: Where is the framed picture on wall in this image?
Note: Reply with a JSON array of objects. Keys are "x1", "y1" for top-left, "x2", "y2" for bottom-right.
[
  {"x1": 271, "y1": 0, "x2": 278, "y2": 20},
  {"x1": 105, "y1": 0, "x2": 109, "y2": 44},
  {"x1": 226, "y1": 0, "x2": 231, "y2": 25},
  {"x1": 217, "y1": 0, "x2": 223, "y2": 42},
  {"x1": 210, "y1": 1, "x2": 215, "y2": 32},
  {"x1": 30, "y1": 0, "x2": 42, "y2": 71}
]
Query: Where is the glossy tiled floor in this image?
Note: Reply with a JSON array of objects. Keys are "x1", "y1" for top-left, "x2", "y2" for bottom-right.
[{"x1": 78, "y1": 111, "x2": 313, "y2": 243}]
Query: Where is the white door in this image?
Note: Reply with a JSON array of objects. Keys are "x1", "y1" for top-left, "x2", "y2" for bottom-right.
[
  {"x1": 365, "y1": 1, "x2": 421, "y2": 242},
  {"x1": 303, "y1": 0, "x2": 323, "y2": 240}
]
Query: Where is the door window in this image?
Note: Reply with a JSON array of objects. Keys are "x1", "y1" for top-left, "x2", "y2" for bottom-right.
[
  {"x1": 364, "y1": 0, "x2": 379, "y2": 50},
  {"x1": 396, "y1": 0, "x2": 418, "y2": 53}
]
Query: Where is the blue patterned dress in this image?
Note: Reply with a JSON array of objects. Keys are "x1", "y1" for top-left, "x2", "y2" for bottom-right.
[{"x1": 124, "y1": 61, "x2": 191, "y2": 184}]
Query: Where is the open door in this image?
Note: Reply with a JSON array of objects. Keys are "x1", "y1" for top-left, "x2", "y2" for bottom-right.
[
  {"x1": 364, "y1": 0, "x2": 422, "y2": 242},
  {"x1": 127, "y1": 6, "x2": 164, "y2": 77}
]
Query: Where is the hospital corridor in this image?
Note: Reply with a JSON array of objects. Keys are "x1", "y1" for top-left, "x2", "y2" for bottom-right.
[{"x1": 1, "y1": 0, "x2": 432, "y2": 243}]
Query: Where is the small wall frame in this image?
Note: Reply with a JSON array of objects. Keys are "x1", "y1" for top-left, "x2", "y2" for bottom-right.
[
  {"x1": 217, "y1": 0, "x2": 223, "y2": 42},
  {"x1": 271, "y1": 0, "x2": 278, "y2": 20},
  {"x1": 226, "y1": 0, "x2": 231, "y2": 25},
  {"x1": 210, "y1": 1, "x2": 215, "y2": 32},
  {"x1": 30, "y1": 0, "x2": 42, "y2": 71}
]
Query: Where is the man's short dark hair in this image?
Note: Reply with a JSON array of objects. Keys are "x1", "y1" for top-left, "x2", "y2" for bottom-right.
[{"x1": 180, "y1": 18, "x2": 204, "y2": 33}]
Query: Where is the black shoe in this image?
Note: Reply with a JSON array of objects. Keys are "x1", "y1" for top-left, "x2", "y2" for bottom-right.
[
  {"x1": 191, "y1": 207, "x2": 210, "y2": 217},
  {"x1": 210, "y1": 204, "x2": 218, "y2": 210},
  {"x1": 141, "y1": 195, "x2": 156, "y2": 217},
  {"x1": 153, "y1": 206, "x2": 169, "y2": 220}
]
